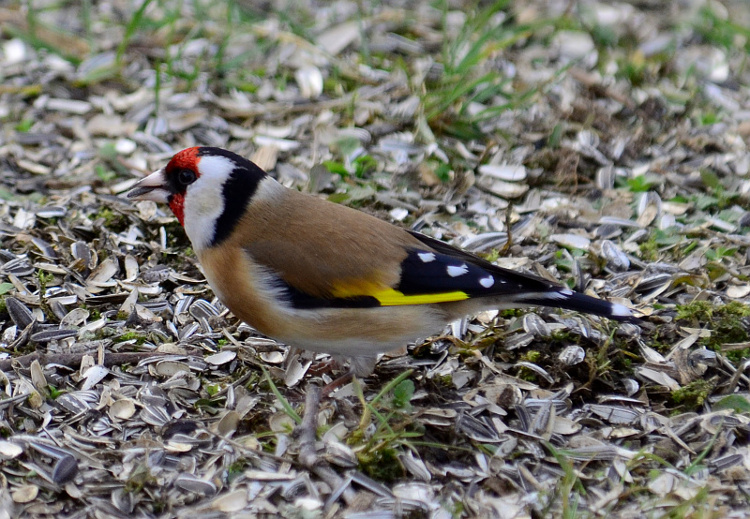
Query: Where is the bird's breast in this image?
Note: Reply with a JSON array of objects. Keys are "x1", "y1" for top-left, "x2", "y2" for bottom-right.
[{"x1": 197, "y1": 244, "x2": 286, "y2": 337}]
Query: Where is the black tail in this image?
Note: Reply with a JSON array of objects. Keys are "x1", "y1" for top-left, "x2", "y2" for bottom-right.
[{"x1": 519, "y1": 288, "x2": 640, "y2": 323}]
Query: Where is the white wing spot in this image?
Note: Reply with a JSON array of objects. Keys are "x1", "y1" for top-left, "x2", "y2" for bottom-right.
[
  {"x1": 418, "y1": 252, "x2": 436, "y2": 263},
  {"x1": 479, "y1": 275, "x2": 494, "y2": 288},
  {"x1": 447, "y1": 264, "x2": 469, "y2": 277}
]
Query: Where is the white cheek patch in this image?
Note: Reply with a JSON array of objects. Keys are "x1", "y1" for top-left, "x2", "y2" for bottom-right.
[
  {"x1": 418, "y1": 252, "x2": 436, "y2": 263},
  {"x1": 479, "y1": 275, "x2": 494, "y2": 288},
  {"x1": 446, "y1": 264, "x2": 469, "y2": 277},
  {"x1": 183, "y1": 155, "x2": 236, "y2": 251}
]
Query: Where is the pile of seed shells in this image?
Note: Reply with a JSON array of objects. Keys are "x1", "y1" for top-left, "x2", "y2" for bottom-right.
[{"x1": 2, "y1": 0, "x2": 750, "y2": 517}]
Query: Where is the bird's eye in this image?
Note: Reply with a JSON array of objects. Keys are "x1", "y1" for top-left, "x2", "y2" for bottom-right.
[{"x1": 177, "y1": 169, "x2": 197, "y2": 186}]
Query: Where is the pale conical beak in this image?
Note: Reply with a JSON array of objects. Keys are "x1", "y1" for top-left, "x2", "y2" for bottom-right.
[{"x1": 126, "y1": 168, "x2": 170, "y2": 203}]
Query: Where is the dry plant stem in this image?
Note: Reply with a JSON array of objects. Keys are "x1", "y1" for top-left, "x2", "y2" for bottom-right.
[
  {"x1": 0, "y1": 351, "x2": 159, "y2": 371},
  {"x1": 296, "y1": 385, "x2": 356, "y2": 505}
]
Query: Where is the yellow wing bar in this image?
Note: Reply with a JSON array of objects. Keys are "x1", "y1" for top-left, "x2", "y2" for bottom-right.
[
  {"x1": 332, "y1": 280, "x2": 469, "y2": 306},
  {"x1": 372, "y1": 288, "x2": 470, "y2": 306}
]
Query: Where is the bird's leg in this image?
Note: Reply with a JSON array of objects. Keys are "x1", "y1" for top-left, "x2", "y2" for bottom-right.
[
  {"x1": 294, "y1": 373, "x2": 354, "y2": 455},
  {"x1": 296, "y1": 384, "x2": 321, "y2": 468},
  {"x1": 294, "y1": 383, "x2": 356, "y2": 505},
  {"x1": 295, "y1": 372, "x2": 354, "y2": 453}
]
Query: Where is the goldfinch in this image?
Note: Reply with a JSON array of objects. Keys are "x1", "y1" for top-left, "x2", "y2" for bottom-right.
[{"x1": 127, "y1": 147, "x2": 636, "y2": 375}]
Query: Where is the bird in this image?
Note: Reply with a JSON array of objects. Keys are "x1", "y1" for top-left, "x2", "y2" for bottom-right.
[{"x1": 127, "y1": 146, "x2": 637, "y2": 377}]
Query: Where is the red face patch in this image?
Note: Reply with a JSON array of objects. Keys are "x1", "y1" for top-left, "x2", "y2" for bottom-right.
[
  {"x1": 169, "y1": 193, "x2": 186, "y2": 226},
  {"x1": 164, "y1": 147, "x2": 201, "y2": 227},
  {"x1": 169, "y1": 147, "x2": 201, "y2": 173}
]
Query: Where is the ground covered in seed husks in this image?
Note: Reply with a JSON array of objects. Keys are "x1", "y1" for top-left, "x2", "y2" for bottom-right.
[{"x1": 1, "y1": 0, "x2": 750, "y2": 517}]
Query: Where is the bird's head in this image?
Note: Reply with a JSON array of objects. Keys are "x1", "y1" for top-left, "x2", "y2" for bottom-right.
[{"x1": 127, "y1": 147, "x2": 267, "y2": 251}]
